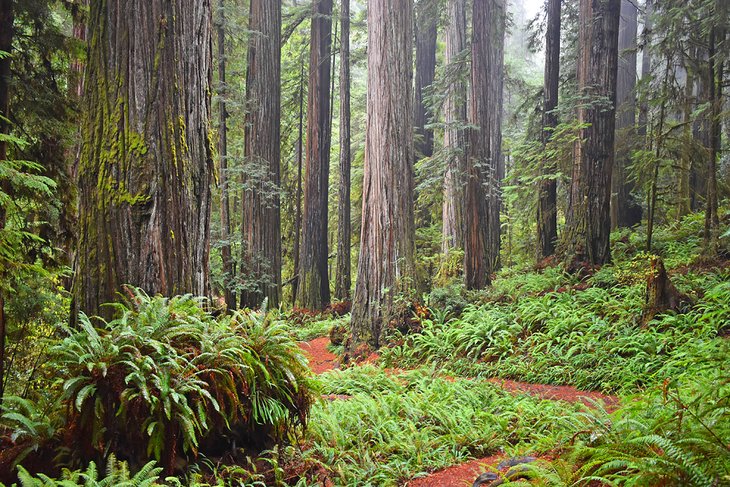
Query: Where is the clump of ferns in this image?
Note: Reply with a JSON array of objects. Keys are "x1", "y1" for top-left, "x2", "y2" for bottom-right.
[{"x1": 50, "y1": 288, "x2": 314, "y2": 475}]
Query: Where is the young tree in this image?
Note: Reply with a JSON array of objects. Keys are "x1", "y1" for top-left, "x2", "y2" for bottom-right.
[
  {"x1": 442, "y1": 0, "x2": 467, "y2": 252},
  {"x1": 611, "y1": 0, "x2": 640, "y2": 229},
  {"x1": 76, "y1": 0, "x2": 213, "y2": 317},
  {"x1": 351, "y1": 0, "x2": 415, "y2": 348},
  {"x1": 335, "y1": 0, "x2": 351, "y2": 301},
  {"x1": 536, "y1": 0, "x2": 561, "y2": 259},
  {"x1": 297, "y1": 0, "x2": 333, "y2": 311},
  {"x1": 562, "y1": 0, "x2": 620, "y2": 266},
  {"x1": 241, "y1": 0, "x2": 282, "y2": 309},
  {"x1": 217, "y1": 0, "x2": 235, "y2": 311},
  {"x1": 464, "y1": 0, "x2": 505, "y2": 289},
  {"x1": 414, "y1": 0, "x2": 438, "y2": 159}
]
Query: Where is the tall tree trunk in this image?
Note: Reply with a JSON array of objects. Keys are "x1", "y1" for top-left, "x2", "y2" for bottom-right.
[
  {"x1": 464, "y1": 0, "x2": 505, "y2": 289},
  {"x1": 217, "y1": 0, "x2": 235, "y2": 311},
  {"x1": 0, "y1": 0, "x2": 13, "y2": 405},
  {"x1": 704, "y1": 7, "x2": 723, "y2": 254},
  {"x1": 611, "y1": 0, "x2": 640, "y2": 229},
  {"x1": 351, "y1": 0, "x2": 415, "y2": 348},
  {"x1": 241, "y1": 0, "x2": 282, "y2": 309},
  {"x1": 76, "y1": 0, "x2": 213, "y2": 318},
  {"x1": 297, "y1": 0, "x2": 333, "y2": 311},
  {"x1": 442, "y1": 0, "x2": 467, "y2": 253},
  {"x1": 679, "y1": 56, "x2": 694, "y2": 219},
  {"x1": 414, "y1": 0, "x2": 438, "y2": 159},
  {"x1": 335, "y1": 0, "x2": 351, "y2": 301},
  {"x1": 647, "y1": 60, "x2": 670, "y2": 252},
  {"x1": 536, "y1": 0, "x2": 561, "y2": 260},
  {"x1": 637, "y1": 0, "x2": 651, "y2": 141},
  {"x1": 292, "y1": 62, "x2": 305, "y2": 304},
  {"x1": 562, "y1": 0, "x2": 620, "y2": 266}
]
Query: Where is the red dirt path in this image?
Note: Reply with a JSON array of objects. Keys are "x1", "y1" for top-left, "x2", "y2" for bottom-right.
[
  {"x1": 300, "y1": 337, "x2": 340, "y2": 374},
  {"x1": 300, "y1": 338, "x2": 620, "y2": 486}
]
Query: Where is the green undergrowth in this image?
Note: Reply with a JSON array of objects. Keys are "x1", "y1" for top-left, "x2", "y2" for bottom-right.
[
  {"x1": 304, "y1": 365, "x2": 609, "y2": 486},
  {"x1": 382, "y1": 216, "x2": 730, "y2": 394}
]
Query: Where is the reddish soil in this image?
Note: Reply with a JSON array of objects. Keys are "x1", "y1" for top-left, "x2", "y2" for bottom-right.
[
  {"x1": 300, "y1": 337, "x2": 340, "y2": 374},
  {"x1": 408, "y1": 454, "x2": 503, "y2": 487},
  {"x1": 487, "y1": 378, "x2": 620, "y2": 412}
]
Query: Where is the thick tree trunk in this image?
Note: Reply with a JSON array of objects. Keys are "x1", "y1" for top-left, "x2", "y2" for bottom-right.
[
  {"x1": 611, "y1": 0, "x2": 640, "y2": 229},
  {"x1": 442, "y1": 0, "x2": 467, "y2": 253},
  {"x1": 76, "y1": 0, "x2": 213, "y2": 317},
  {"x1": 562, "y1": 0, "x2": 620, "y2": 267},
  {"x1": 0, "y1": 0, "x2": 12, "y2": 405},
  {"x1": 217, "y1": 0, "x2": 235, "y2": 311},
  {"x1": 536, "y1": 0, "x2": 560, "y2": 260},
  {"x1": 464, "y1": 0, "x2": 505, "y2": 289},
  {"x1": 241, "y1": 0, "x2": 282, "y2": 309},
  {"x1": 414, "y1": 0, "x2": 438, "y2": 159},
  {"x1": 297, "y1": 0, "x2": 333, "y2": 311},
  {"x1": 351, "y1": 0, "x2": 415, "y2": 348},
  {"x1": 334, "y1": 0, "x2": 351, "y2": 301}
]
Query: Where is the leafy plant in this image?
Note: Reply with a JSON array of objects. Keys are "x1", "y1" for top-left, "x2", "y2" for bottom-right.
[{"x1": 48, "y1": 289, "x2": 314, "y2": 473}]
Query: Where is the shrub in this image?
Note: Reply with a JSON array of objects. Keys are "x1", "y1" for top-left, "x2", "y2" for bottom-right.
[{"x1": 49, "y1": 289, "x2": 314, "y2": 473}]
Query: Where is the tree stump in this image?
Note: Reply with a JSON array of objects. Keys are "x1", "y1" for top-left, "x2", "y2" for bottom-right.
[{"x1": 643, "y1": 257, "x2": 687, "y2": 324}]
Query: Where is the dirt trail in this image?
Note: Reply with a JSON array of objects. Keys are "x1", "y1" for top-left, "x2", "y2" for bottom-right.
[{"x1": 300, "y1": 337, "x2": 619, "y2": 487}]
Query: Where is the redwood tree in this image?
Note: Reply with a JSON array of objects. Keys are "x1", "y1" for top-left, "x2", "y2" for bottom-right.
[
  {"x1": 414, "y1": 0, "x2": 438, "y2": 159},
  {"x1": 334, "y1": 0, "x2": 351, "y2": 301},
  {"x1": 536, "y1": 0, "x2": 560, "y2": 259},
  {"x1": 442, "y1": 0, "x2": 467, "y2": 252},
  {"x1": 241, "y1": 0, "x2": 282, "y2": 309},
  {"x1": 562, "y1": 0, "x2": 620, "y2": 266},
  {"x1": 464, "y1": 0, "x2": 505, "y2": 289},
  {"x1": 297, "y1": 0, "x2": 332, "y2": 311},
  {"x1": 217, "y1": 0, "x2": 235, "y2": 310},
  {"x1": 611, "y1": 0, "x2": 640, "y2": 229},
  {"x1": 76, "y1": 0, "x2": 213, "y2": 317},
  {"x1": 351, "y1": 0, "x2": 415, "y2": 348}
]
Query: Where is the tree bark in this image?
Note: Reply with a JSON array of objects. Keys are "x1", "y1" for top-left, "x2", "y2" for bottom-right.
[
  {"x1": 217, "y1": 0, "x2": 235, "y2": 311},
  {"x1": 297, "y1": 0, "x2": 333, "y2": 311},
  {"x1": 703, "y1": 6, "x2": 722, "y2": 254},
  {"x1": 464, "y1": 0, "x2": 505, "y2": 289},
  {"x1": 561, "y1": 0, "x2": 620, "y2": 267},
  {"x1": 335, "y1": 0, "x2": 351, "y2": 301},
  {"x1": 414, "y1": 0, "x2": 438, "y2": 160},
  {"x1": 637, "y1": 0, "x2": 651, "y2": 141},
  {"x1": 292, "y1": 62, "x2": 305, "y2": 304},
  {"x1": 241, "y1": 0, "x2": 282, "y2": 309},
  {"x1": 351, "y1": 0, "x2": 415, "y2": 348},
  {"x1": 442, "y1": 0, "x2": 467, "y2": 253},
  {"x1": 0, "y1": 0, "x2": 13, "y2": 405},
  {"x1": 610, "y1": 0, "x2": 640, "y2": 229},
  {"x1": 536, "y1": 0, "x2": 561, "y2": 260},
  {"x1": 76, "y1": 0, "x2": 213, "y2": 318}
]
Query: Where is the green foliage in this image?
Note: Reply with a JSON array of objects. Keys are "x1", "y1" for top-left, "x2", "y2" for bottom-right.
[
  {"x1": 47, "y1": 289, "x2": 314, "y2": 468},
  {"x1": 307, "y1": 367, "x2": 594, "y2": 486},
  {"x1": 4, "y1": 456, "x2": 161, "y2": 487}
]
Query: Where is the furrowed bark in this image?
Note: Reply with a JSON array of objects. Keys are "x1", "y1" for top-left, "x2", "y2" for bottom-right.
[{"x1": 76, "y1": 0, "x2": 214, "y2": 317}]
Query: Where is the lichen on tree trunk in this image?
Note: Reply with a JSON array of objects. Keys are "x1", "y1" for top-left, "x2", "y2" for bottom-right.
[{"x1": 76, "y1": 0, "x2": 213, "y2": 318}]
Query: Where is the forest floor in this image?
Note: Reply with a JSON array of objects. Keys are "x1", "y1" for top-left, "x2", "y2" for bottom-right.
[{"x1": 300, "y1": 337, "x2": 619, "y2": 486}]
